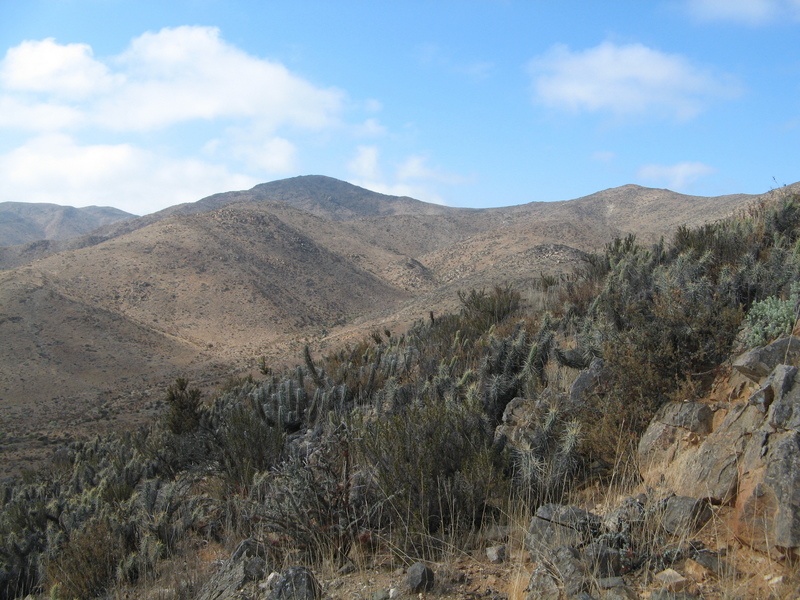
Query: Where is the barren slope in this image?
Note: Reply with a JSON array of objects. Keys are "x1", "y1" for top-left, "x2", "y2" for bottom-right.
[{"x1": 0, "y1": 176, "x2": 782, "y2": 472}]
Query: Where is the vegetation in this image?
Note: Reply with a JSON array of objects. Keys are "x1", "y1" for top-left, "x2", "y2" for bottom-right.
[{"x1": 2, "y1": 190, "x2": 800, "y2": 599}]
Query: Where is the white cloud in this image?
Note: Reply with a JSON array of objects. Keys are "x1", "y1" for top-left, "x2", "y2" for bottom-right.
[
  {"x1": 0, "y1": 27, "x2": 345, "y2": 133},
  {"x1": 234, "y1": 136, "x2": 297, "y2": 173},
  {"x1": 636, "y1": 161, "x2": 716, "y2": 189},
  {"x1": 528, "y1": 41, "x2": 741, "y2": 120},
  {"x1": 346, "y1": 147, "x2": 465, "y2": 205},
  {"x1": 96, "y1": 26, "x2": 344, "y2": 132},
  {"x1": 354, "y1": 118, "x2": 387, "y2": 138},
  {"x1": 397, "y1": 155, "x2": 468, "y2": 185},
  {"x1": 348, "y1": 145, "x2": 382, "y2": 181},
  {"x1": 0, "y1": 26, "x2": 374, "y2": 213},
  {"x1": 0, "y1": 38, "x2": 121, "y2": 98},
  {"x1": 0, "y1": 134, "x2": 257, "y2": 213},
  {"x1": 0, "y1": 96, "x2": 84, "y2": 130},
  {"x1": 684, "y1": 0, "x2": 800, "y2": 24}
]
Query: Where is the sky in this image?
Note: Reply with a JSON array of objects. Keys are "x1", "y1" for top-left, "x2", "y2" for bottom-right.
[{"x1": 0, "y1": 0, "x2": 798, "y2": 215}]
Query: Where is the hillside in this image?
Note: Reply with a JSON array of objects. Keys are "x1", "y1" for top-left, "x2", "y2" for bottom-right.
[
  {"x1": 0, "y1": 177, "x2": 782, "y2": 471},
  {"x1": 0, "y1": 202, "x2": 135, "y2": 247},
  {"x1": 4, "y1": 187, "x2": 800, "y2": 600}
]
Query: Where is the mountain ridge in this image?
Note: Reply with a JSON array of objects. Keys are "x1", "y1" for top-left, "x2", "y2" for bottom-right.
[{"x1": 0, "y1": 175, "x2": 793, "y2": 471}]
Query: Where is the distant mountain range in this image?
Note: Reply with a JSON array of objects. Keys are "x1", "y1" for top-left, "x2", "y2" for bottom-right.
[
  {"x1": 0, "y1": 175, "x2": 793, "y2": 470},
  {"x1": 0, "y1": 202, "x2": 135, "y2": 246}
]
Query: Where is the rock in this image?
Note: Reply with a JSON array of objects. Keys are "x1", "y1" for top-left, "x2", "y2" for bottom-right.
[
  {"x1": 599, "y1": 586, "x2": 637, "y2": 600},
  {"x1": 649, "y1": 591, "x2": 700, "y2": 600},
  {"x1": 582, "y1": 542, "x2": 621, "y2": 577},
  {"x1": 373, "y1": 589, "x2": 390, "y2": 600},
  {"x1": 486, "y1": 544, "x2": 506, "y2": 563},
  {"x1": 732, "y1": 336, "x2": 800, "y2": 381},
  {"x1": 748, "y1": 383, "x2": 775, "y2": 413},
  {"x1": 481, "y1": 524, "x2": 511, "y2": 542},
  {"x1": 654, "y1": 568, "x2": 689, "y2": 592},
  {"x1": 595, "y1": 577, "x2": 625, "y2": 590},
  {"x1": 267, "y1": 566, "x2": 321, "y2": 600},
  {"x1": 525, "y1": 565, "x2": 560, "y2": 600},
  {"x1": 659, "y1": 496, "x2": 712, "y2": 536},
  {"x1": 406, "y1": 562, "x2": 434, "y2": 592},
  {"x1": 639, "y1": 401, "x2": 764, "y2": 504},
  {"x1": 549, "y1": 545, "x2": 589, "y2": 598},
  {"x1": 690, "y1": 550, "x2": 737, "y2": 578},
  {"x1": 568, "y1": 358, "x2": 606, "y2": 407},
  {"x1": 750, "y1": 364, "x2": 798, "y2": 413},
  {"x1": 733, "y1": 429, "x2": 800, "y2": 553},
  {"x1": 196, "y1": 538, "x2": 269, "y2": 600},
  {"x1": 388, "y1": 589, "x2": 401, "y2": 599},
  {"x1": 525, "y1": 504, "x2": 600, "y2": 557},
  {"x1": 683, "y1": 558, "x2": 712, "y2": 582},
  {"x1": 768, "y1": 366, "x2": 800, "y2": 430},
  {"x1": 602, "y1": 496, "x2": 646, "y2": 534}
]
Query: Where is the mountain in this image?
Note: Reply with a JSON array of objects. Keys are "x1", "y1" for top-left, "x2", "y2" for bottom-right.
[
  {"x1": 0, "y1": 175, "x2": 784, "y2": 471},
  {"x1": 0, "y1": 202, "x2": 135, "y2": 246}
]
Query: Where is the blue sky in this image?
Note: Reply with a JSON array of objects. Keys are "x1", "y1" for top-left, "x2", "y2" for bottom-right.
[{"x1": 0, "y1": 0, "x2": 798, "y2": 214}]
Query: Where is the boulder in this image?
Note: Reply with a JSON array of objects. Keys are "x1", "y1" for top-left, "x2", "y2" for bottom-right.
[
  {"x1": 197, "y1": 539, "x2": 269, "y2": 600},
  {"x1": 638, "y1": 402, "x2": 763, "y2": 504},
  {"x1": 568, "y1": 357, "x2": 607, "y2": 407},
  {"x1": 267, "y1": 566, "x2": 321, "y2": 600},
  {"x1": 659, "y1": 496, "x2": 712, "y2": 536},
  {"x1": 549, "y1": 545, "x2": 589, "y2": 598},
  {"x1": 406, "y1": 562, "x2": 434, "y2": 592},
  {"x1": 733, "y1": 429, "x2": 800, "y2": 553},
  {"x1": 486, "y1": 544, "x2": 506, "y2": 563},
  {"x1": 525, "y1": 565, "x2": 560, "y2": 600},
  {"x1": 525, "y1": 503, "x2": 600, "y2": 558},
  {"x1": 637, "y1": 402, "x2": 713, "y2": 475},
  {"x1": 582, "y1": 541, "x2": 621, "y2": 577},
  {"x1": 732, "y1": 336, "x2": 800, "y2": 381}
]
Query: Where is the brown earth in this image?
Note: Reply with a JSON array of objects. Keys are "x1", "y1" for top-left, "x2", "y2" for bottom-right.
[{"x1": 0, "y1": 176, "x2": 795, "y2": 475}]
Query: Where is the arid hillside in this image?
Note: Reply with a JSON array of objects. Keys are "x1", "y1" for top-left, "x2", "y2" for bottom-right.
[{"x1": 0, "y1": 176, "x2": 786, "y2": 470}]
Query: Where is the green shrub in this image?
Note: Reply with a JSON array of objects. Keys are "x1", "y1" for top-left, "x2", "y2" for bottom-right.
[{"x1": 741, "y1": 282, "x2": 800, "y2": 348}]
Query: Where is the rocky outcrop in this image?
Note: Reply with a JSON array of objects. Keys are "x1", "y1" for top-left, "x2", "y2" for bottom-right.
[
  {"x1": 196, "y1": 539, "x2": 269, "y2": 600},
  {"x1": 638, "y1": 335, "x2": 800, "y2": 556}
]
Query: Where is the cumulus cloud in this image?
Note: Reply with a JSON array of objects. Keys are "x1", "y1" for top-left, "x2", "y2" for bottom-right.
[
  {"x1": 0, "y1": 134, "x2": 257, "y2": 213},
  {"x1": 0, "y1": 26, "x2": 366, "y2": 212},
  {"x1": 397, "y1": 155, "x2": 468, "y2": 185},
  {"x1": 0, "y1": 38, "x2": 121, "y2": 98},
  {"x1": 636, "y1": 161, "x2": 716, "y2": 189},
  {"x1": 684, "y1": 0, "x2": 800, "y2": 24},
  {"x1": 528, "y1": 41, "x2": 741, "y2": 120},
  {"x1": 94, "y1": 26, "x2": 344, "y2": 132},
  {"x1": 346, "y1": 147, "x2": 465, "y2": 205},
  {"x1": 348, "y1": 145, "x2": 382, "y2": 181},
  {"x1": 0, "y1": 96, "x2": 84, "y2": 130}
]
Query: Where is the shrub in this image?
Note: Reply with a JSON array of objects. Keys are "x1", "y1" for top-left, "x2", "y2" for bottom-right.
[
  {"x1": 163, "y1": 378, "x2": 203, "y2": 436},
  {"x1": 353, "y1": 396, "x2": 505, "y2": 555},
  {"x1": 458, "y1": 284, "x2": 522, "y2": 335},
  {"x1": 44, "y1": 518, "x2": 125, "y2": 600},
  {"x1": 741, "y1": 282, "x2": 800, "y2": 348}
]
